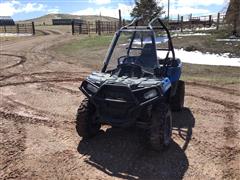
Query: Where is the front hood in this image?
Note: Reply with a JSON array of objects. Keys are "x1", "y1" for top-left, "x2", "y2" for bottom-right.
[{"x1": 86, "y1": 72, "x2": 171, "y2": 91}]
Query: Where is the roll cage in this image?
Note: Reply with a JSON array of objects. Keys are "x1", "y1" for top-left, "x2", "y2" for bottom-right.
[{"x1": 101, "y1": 16, "x2": 175, "y2": 73}]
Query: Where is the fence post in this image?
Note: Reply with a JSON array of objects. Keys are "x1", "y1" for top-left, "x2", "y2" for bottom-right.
[
  {"x1": 71, "y1": 21, "x2": 74, "y2": 35},
  {"x1": 181, "y1": 16, "x2": 183, "y2": 32},
  {"x1": 32, "y1": 22, "x2": 35, "y2": 35},
  {"x1": 216, "y1": 12, "x2": 220, "y2": 30},
  {"x1": 16, "y1": 24, "x2": 19, "y2": 33},
  {"x1": 95, "y1": 21, "x2": 98, "y2": 34},
  {"x1": 209, "y1": 15, "x2": 212, "y2": 27},
  {"x1": 32, "y1": 22, "x2": 36, "y2": 35},
  {"x1": 78, "y1": 23, "x2": 81, "y2": 34},
  {"x1": 118, "y1": 9, "x2": 122, "y2": 28},
  {"x1": 189, "y1": 14, "x2": 192, "y2": 29},
  {"x1": 98, "y1": 20, "x2": 101, "y2": 35},
  {"x1": 4, "y1": 25, "x2": 6, "y2": 33},
  {"x1": 88, "y1": 22, "x2": 90, "y2": 36}
]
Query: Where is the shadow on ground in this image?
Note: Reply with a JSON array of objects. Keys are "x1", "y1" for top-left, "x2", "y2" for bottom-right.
[{"x1": 77, "y1": 107, "x2": 195, "y2": 180}]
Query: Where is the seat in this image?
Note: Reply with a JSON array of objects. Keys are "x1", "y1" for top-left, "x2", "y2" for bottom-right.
[{"x1": 137, "y1": 44, "x2": 157, "y2": 69}]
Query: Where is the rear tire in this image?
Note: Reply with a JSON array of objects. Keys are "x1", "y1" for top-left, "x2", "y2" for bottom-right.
[
  {"x1": 76, "y1": 98, "x2": 101, "y2": 138},
  {"x1": 149, "y1": 103, "x2": 172, "y2": 151},
  {"x1": 170, "y1": 80, "x2": 185, "y2": 111}
]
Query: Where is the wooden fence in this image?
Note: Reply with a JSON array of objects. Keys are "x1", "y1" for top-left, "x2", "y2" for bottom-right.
[
  {"x1": 167, "y1": 13, "x2": 226, "y2": 31},
  {"x1": 72, "y1": 20, "x2": 119, "y2": 35},
  {"x1": 0, "y1": 22, "x2": 35, "y2": 35},
  {"x1": 72, "y1": 12, "x2": 226, "y2": 35}
]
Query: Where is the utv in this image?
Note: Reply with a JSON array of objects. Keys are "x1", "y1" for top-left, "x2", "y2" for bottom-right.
[{"x1": 76, "y1": 17, "x2": 185, "y2": 151}]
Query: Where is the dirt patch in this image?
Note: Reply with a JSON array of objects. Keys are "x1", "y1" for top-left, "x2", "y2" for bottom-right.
[
  {"x1": 0, "y1": 54, "x2": 26, "y2": 70},
  {"x1": 0, "y1": 28, "x2": 239, "y2": 179}
]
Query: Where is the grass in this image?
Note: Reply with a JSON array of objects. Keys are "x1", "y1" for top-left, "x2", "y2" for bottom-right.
[
  {"x1": 54, "y1": 35, "x2": 113, "y2": 69},
  {"x1": 172, "y1": 36, "x2": 240, "y2": 57},
  {"x1": 54, "y1": 35, "x2": 240, "y2": 84},
  {"x1": 181, "y1": 63, "x2": 240, "y2": 84},
  {"x1": 57, "y1": 35, "x2": 112, "y2": 53}
]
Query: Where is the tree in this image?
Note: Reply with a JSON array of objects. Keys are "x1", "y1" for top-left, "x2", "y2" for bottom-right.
[
  {"x1": 226, "y1": 0, "x2": 240, "y2": 36},
  {"x1": 130, "y1": 0, "x2": 165, "y2": 23}
]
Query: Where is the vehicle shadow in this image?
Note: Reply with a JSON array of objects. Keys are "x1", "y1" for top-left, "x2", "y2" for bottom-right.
[{"x1": 77, "y1": 107, "x2": 195, "y2": 180}]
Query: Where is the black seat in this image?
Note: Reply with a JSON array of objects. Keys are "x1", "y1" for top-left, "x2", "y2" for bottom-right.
[{"x1": 137, "y1": 44, "x2": 157, "y2": 69}]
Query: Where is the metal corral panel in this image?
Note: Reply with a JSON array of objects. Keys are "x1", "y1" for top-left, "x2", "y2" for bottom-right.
[{"x1": 52, "y1": 19, "x2": 85, "y2": 25}]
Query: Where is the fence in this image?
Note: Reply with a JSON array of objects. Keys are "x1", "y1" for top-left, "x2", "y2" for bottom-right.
[
  {"x1": 72, "y1": 20, "x2": 119, "y2": 35},
  {"x1": 167, "y1": 13, "x2": 226, "y2": 31},
  {"x1": 0, "y1": 22, "x2": 35, "y2": 35},
  {"x1": 72, "y1": 13, "x2": 226, "y2": 35}
]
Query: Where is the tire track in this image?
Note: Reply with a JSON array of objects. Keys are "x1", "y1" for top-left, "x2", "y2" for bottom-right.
[
  {"x1": 186, "y1": 93, "x2": 240, "y2": 110},
  {"x1": 186, "y1": 92, "x2": 240, "y2": 178},
  {"x1": 0, "y1": 74, "x2": 18, "y2": 81},
  {"x1": 46, "y1": 29, "x2": 63, "y2": 35},
  {"x1": 0, "y1": 71, "x2": 86, "y2": 87},
  {"x1": 0, "y1": 117, "x2": 27, "y2": 179},
  {"x1": 3, "y1": 96, "x2": 71, "y2": 120},
  {"x1": 45, "y1": 83, "x2": 80, "y2": 95},
  {"x1": 0, "y1": 77, "x2": 84, "y2": 87},
  {"x1": 187, "y1": 82, "x2": 240, "y2": 96},
  {"x1": 0, "y1": 111, "x2": 73, "y2": 130},
  {"x1": 0, "y1": 54, "x2": 26, "y2": 70}
]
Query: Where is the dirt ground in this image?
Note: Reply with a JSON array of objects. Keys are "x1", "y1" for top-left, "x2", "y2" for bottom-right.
[{"x1": 0, "y1": 28, "x2": 240, "y2": 180}]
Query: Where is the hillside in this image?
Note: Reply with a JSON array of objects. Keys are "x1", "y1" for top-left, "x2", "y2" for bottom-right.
[{"x1": 17, "y1": 13, "x2": 119, "y2": 25}]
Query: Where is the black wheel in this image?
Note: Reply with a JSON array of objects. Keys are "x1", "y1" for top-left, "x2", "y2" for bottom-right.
[
  {"x1": 170, "y1": 80, "x2": 185, "y2": 111},
  {"x1": 149, "y1": 103, "x2": 172, "y2": 151},
  {"x1": 76, "y1": 98, "x2": 101, "y2": 138}
]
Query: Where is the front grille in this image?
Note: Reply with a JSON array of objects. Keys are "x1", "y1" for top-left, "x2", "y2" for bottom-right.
[
  {"x1": 96, "y1": 85, "x2": 135, "y2": 102},
  {"x1": 98, "y1": 101, "x2": 133, "y2": 119},
  {"x1": 94, "y1": 84, "x2": 136, "y2": 119}
]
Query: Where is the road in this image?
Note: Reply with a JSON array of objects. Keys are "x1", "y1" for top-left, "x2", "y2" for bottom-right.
[{"x1": 0, "y1": 30, "x2": 239, "y2": 179}]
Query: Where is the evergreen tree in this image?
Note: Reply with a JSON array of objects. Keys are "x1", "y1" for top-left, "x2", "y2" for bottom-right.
[{"x1": 130, "y1": 0, "x2": 165, "y2": 23}]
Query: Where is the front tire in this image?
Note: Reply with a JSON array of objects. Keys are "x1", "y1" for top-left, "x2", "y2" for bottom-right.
[
  {"x1": 170, "y1": 80, "x2": 185, "y2": 111},
  {"x1": 76, "y1": 98, "x2": 101, "y2": 138},
  {"x1": 149, "y1": 103, "x2": 172, "y2": 151}
]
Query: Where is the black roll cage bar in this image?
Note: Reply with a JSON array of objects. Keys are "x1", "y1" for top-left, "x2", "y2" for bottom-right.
[{"x1": 101, "y1": 16, "x2": 175, "y2": 73}]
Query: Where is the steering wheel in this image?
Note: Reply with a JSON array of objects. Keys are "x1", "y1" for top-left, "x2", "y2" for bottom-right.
[
  {"x1": 117, "y1": 63, "x2": 143, "y2": 78},
  {"x1": 118, "y1": 62, "x2": 141, "y2": 68},
  {"x1": 118, "y1": 56, "x2": 137, "y2": 65}
]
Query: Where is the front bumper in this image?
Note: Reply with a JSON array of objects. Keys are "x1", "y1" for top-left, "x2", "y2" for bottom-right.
[{"x1": 80, "y1": 80, "x2": 162, "y2": 127}]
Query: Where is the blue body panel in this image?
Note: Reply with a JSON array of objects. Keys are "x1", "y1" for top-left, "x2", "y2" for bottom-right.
[
  {"x1": 166, "y1": 60, "x2": 182, "y2": 83},
  {"x1": 161, "y1": 77, "x2": 171, "y2": 94}
]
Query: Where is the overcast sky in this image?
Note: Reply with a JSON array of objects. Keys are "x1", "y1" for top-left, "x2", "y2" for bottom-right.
[{"x1": 0, "y1": 0, "x2": 229, "y2": 20}]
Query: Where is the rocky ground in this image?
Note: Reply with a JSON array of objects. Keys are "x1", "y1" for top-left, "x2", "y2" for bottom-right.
[{"x1": 0, "y1": 28, "x2": 239, "y2": 179}]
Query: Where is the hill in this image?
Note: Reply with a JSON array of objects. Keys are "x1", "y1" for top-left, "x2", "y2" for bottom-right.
[{"x1": 17, "y1": 13, "x2": 119, "y2": 25}]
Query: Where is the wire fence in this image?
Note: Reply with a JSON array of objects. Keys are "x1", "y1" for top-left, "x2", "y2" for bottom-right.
[{"x1": 0, "y1": 22, "x2": 35, "y2": 35}]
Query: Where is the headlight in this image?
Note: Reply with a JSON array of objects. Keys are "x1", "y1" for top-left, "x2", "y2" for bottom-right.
[
  {"x1": 144, "y1": 89, "x2": 158, "y2": 100},
  {"x1": 86, "y1": 83, "x2": 98, "y2": 93}
]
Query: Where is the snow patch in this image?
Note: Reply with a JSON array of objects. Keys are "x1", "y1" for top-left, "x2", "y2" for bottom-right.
[
  {"x1": 172, "y1": 33, "x2": 210, "y2": 37},
  {"x1": 0, "y1": 33, "x2": 32, "y2": 37},
  {"x1": 216, "y1": 39, "x2": 240, "y2": 42},
  {"x1": 157, "y1": 49, "x2": 240, "y2": 67}
]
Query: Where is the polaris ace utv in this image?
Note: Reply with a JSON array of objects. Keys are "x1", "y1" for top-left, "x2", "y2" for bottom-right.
[{"x1": 76, "y1": 17, "x2": 185, "y2": 151}]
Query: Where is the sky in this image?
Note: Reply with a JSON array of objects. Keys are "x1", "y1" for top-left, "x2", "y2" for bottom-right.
[{"x1": 0, "y1": 0, "x2": 230, "y2": 21}]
